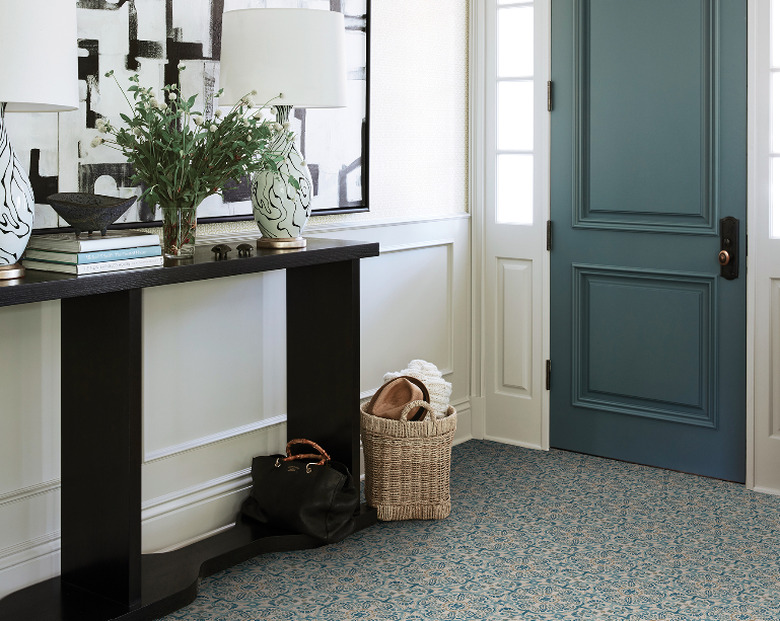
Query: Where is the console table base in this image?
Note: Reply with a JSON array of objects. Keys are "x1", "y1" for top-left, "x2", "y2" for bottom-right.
[{"x1": 0, "y1": 507, "x2": 377, "y2": 621}]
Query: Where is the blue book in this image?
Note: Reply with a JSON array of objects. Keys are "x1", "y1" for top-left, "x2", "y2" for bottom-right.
[
  {"x1": 24, "y1": 244, "x2": 162, "y2": 264},
  {"x1": 22, "y1": 255, "x2": 163, "y2": 275}
]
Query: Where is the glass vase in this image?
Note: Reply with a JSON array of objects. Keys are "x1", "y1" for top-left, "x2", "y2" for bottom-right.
[{"x1": 161, "y1": 204, "x2": 197, "y2": 259}]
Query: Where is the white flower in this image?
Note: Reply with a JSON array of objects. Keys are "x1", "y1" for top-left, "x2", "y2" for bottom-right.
[
  {"x1": 168, "y1": 92, "x2": 177, "y2": 101},
  {"x1": 177, "y1": 63, "x2": 186, "y2": 71},
  {"x1": 242, "y1": 118, "x2": 250, "y2": 127},
  {"x1": 194, "y1": 116, "x2": 204, "y2": 126},
  {"x1": 251, "y1": 89, "x2": 258, "y2": 96},
  {"x1": 133, "y1": 127, "x2": 142, "y2": 136},
  {"x1": 209, "y1": 124, "x2": 218, "y2": 132},
  {"x1": 282, "y1": 122, "x2": 290, "y2": 130},
  {"x1": 157, "y1": 101, "x2": 168, "y2": 110},
  {"x1": 300, "y1": 160, "x2": 307, "y2": 167},
  {"x1": 214, "y1": 108, "x2": 223, "y2": 118},
  {"x1": 253, "y1": 111, "x2": 263, "y2": 120},
  {"x1": 90, "y1": 136, "x2": 104, "y2": 148},
  {"x1": 150, "y1": 97, "x2": 158, "y2": 107},
  {"x1": 274, "y1": 123, "x2": 283, "y2": 132}
]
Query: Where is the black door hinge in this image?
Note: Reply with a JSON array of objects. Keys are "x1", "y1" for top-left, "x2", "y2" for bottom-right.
[
  {"x1": 547, "y1": 220, "x2": 552, "y2": 252},
  {"x1": 545, "y1": 359, "x2": 551, "y2": 390},
  {"x1": 547, "y1": 81, "x2": 553, "y2": 112}
]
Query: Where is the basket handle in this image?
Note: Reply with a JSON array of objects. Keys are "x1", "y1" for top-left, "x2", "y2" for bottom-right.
[
  {"x1": 400, "y1": 400, "x2": 436, "y2": 422},
  {"x1": 283, "y1": 438, "x2": 330, "y2": 465}
]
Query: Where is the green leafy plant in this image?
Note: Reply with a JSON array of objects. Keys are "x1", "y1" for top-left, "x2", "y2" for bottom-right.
[{"x1": 93, "y1": 67, "x2": 295, "y2": 218}]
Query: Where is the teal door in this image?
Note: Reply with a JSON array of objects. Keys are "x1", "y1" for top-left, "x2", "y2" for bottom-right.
[{"x1": 550, "y1": 0, "x2": 747, "y2": 481}]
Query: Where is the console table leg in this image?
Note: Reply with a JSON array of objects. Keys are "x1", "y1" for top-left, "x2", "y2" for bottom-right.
[
  {"x1": 60, "y1": 289, "x2": 143, "y2": 611},
  {"x1": 286, "y1": 260, "x2": 361, "y2": 476}
]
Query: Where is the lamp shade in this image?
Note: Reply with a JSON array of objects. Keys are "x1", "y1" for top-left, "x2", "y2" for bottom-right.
[
  {"x1": 0, "y1": 0, "x2": 78, "y2": 112},
  {"x1": 219, "y1": 8, "x2": 347, "y2": 109}
]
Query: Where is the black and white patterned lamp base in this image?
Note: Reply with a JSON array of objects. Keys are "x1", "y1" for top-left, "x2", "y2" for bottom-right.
[
  {"x1": 0, "y1": 105, "x2": 35, "y2": 279},
  {"x1": 251, "y1": 106, "x2": 312, "y2": 251}
]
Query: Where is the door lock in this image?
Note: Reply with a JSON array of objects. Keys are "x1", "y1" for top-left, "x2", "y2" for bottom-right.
[{"x1": 719, "y1": 217, "x2": 738, "y2": 280}]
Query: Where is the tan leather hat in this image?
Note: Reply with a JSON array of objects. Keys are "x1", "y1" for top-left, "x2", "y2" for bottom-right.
[{"x1": 365, "y1": 375, "x2": 430, "y2": 421}]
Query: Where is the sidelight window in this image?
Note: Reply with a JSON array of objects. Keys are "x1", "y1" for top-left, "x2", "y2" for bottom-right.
[{"x1": 495, "y1": 1, "x2": 535, "y2": 225}]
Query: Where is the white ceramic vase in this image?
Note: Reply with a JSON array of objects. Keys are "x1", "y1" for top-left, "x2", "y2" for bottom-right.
[{"x1": 251, "y1": 106, "x2": 312, "y2": 248}]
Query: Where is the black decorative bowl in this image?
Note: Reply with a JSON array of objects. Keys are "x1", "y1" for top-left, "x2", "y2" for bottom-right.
[{"x1": 47, "y1": 193, "x2": 137, "y2": 236}]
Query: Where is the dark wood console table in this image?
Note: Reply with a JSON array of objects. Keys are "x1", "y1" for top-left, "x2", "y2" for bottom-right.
[{"x1": 0, "y1": 237, "x2": 380, "y2": 621}]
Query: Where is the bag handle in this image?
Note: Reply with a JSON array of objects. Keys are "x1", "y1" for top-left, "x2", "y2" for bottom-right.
[
  {"x1": 400, "y1": 400, "x2": 436, "y2": 422},
  {"x1": 283, "y1": 438, "x2": 331, "y2": 465}
]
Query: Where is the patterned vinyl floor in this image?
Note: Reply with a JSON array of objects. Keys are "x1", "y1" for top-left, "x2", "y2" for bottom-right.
[{"x1": 161, "y1": 440, "x2": 780, "y2": 620}]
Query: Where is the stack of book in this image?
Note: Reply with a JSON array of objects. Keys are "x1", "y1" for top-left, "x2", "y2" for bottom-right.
[{"x1": 23, "y1": 230, "x2": 163, "y2": 275}]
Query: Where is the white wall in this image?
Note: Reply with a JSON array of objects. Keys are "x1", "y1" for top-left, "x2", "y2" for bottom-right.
[{"x1": 0, "y1": 0, "x2": 470, "y2": 597}]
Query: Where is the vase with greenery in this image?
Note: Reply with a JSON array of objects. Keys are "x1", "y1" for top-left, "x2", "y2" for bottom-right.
[{"x1": 93, "y1": 67, "x2": 295, "y2": 259}]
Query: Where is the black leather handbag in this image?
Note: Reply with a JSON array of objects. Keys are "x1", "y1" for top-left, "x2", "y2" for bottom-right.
[{"x1": 241, "y1": 439, "x2": 359, "y2": 544}]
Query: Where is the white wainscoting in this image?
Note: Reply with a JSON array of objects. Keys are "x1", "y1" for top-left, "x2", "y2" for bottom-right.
[
  {"x1": 0, "y1": 214, "x2": 472, "y2": 594},
  {"x1": 143, "y1": 214, "x2": 472, "y2": 552},
  {"x1": 0, "y1": 302, "x2": 61, "y2": 599}
]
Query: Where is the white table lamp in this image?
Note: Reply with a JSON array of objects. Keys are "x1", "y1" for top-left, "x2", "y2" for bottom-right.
[
  {"x1": 0, "y1": 0, "x2": 78, "y2": 279},
  {"x1": 220, "y1": 8, "x2": 347, "y2": 249}
]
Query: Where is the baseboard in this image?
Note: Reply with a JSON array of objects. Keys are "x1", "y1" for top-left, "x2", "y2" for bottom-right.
[
  {"x1": 451, "y1": 397, "x2": 473, "y2": 445},
  {"x1": 482, "y1": 435, "x2": 546, "y2": 451},
  {"x1": 142, "y1": 469, "x2": 253, "y2": 553},
  {"x1": 0, "y1": 532, "x2": 60, "y2": 600},
  {"x1": 750, "y1": 485, "x2": 780, "y2": 497},
  {"x1": 0, "y1": 480, "x2": 61, "y2": 598}
]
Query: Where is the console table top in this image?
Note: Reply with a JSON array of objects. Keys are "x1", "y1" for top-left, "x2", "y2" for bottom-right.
[{"x1": 0, "y1": 237, "x2": 379, "y2": 308}]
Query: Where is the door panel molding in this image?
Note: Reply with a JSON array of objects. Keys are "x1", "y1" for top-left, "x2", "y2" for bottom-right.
[
  {"x1": 572, "y1": 264, "x2": 717, "y2": 428},
  {"x1": 571, "y1": 0, "x2": 719, "y2": 235},
  {"x1": 496, "y1": 257, "x2": 534, "y2": 396}
]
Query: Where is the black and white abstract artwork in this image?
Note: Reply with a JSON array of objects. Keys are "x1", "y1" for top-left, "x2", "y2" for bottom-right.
[{"x1": 15, "y1": 0, "x2": 368, "y2": 230}]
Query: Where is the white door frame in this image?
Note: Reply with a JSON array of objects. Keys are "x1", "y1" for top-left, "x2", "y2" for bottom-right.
[
  {"x1": 470, "y1": 0, "x2": 550, "y2": 449},
  {"x1": 471, "y1": 0, "x2": 778, "y2": 493}
]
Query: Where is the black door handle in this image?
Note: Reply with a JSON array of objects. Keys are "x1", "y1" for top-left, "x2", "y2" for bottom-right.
[{"x1": 719, "y1": 217, "x2": 738, "y2": 280}]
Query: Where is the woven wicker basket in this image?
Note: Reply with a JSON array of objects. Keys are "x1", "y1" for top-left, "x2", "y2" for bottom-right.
[{"x1": 360, "y1": 400, "x2": 457, "y2": 521}]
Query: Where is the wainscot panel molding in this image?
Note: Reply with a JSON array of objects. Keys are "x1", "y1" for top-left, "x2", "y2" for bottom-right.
[
  {"x1": 0, "y1": 301, "x2": 61, "y2": 600},
  {"x1": 142, "y1": 270, "x2": 287, "y2": 458},
  {"x1": 141, "y1": 418, "x2": 288, "y2": 514},
  {"x1": 144, "y1": 415, "x2": 288, "y2": 463}
]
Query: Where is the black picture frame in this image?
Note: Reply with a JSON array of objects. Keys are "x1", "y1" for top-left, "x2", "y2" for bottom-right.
[{"x1": 32, "y1": 0, "x2": 370, "y2": 234}]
